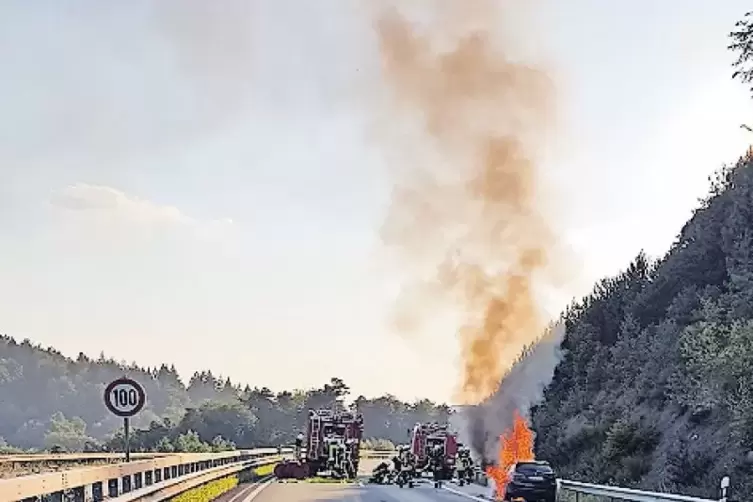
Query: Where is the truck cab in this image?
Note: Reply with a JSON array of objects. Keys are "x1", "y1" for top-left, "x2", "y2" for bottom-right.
[
  {"x1": 409, "y1": 422, "x2": 458, "y2": 480},
  {"x1": 306, "y1": 408, "x2": 364, "y2": 479}
]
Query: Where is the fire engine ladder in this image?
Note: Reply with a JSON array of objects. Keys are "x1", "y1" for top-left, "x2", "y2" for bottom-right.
[{"x1": 309, "y1": 416, "x2": 321, "y2": 457}]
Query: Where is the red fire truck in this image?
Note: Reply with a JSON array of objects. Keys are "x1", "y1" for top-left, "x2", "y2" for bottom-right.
[
  {"x1": 275, "y1": 408, "x2": 364, "y2": 480},
  {"x1": 410, "y1": 422, "x2": 458, "y2": 480}
]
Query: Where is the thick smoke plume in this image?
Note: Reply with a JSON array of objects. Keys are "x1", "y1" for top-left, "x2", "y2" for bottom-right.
[
  {"x1": 463, "y1": 323, "x2": 565, "y2": 463},
  {"x1": 375, "y1": 1, "x2": 566, "y2": 399},
  {"x1": 373, "y1": 1, "x2": 570, "y2": 461}
]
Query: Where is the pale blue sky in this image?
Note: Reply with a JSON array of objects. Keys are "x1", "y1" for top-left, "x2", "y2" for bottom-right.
[{"x1": 1, "y1": 1, "x2": 750, "y2": 403}]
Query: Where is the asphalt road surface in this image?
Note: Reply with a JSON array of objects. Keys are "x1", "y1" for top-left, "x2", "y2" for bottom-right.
[
  {"x1": 243, "y1": 479, "x2": 489, "y2": 502},
  {"x1": 211, "y1": 457, "x2": 492, "y2": 502},
  {"x1": 212, "y1": 480, "x2": 269, "y2": 502}
]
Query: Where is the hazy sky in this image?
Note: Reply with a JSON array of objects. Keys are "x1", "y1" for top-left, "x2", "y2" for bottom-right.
[{"x1": 1, "y1": 1, "x2": 751, "y2": 403}]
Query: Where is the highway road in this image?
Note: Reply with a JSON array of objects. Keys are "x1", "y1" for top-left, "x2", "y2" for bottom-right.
[
  {"x1": 215, "y1": 478, "x2": 489, "y2": 502},
  {"x1": 212, "y1": 455, "x2": 491, "y2": 502}
]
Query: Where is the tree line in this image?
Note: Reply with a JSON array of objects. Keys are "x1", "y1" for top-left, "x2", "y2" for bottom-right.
[
  {"x1": 0, "y1": 336, "x2": 450, "y2": 453},
  {"x1": 529, "y1": 12, "x2": 753, "y2": 499}
]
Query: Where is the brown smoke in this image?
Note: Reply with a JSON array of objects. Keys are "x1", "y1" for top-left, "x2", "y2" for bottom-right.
[{"x1": 374, "y1": 2, "x2": 565, "y2": 405}]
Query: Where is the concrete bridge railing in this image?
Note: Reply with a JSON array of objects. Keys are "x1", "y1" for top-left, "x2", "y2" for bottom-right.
[
  {"x1": 0, "y1": 448, "x2": 399, "y2": 502},
  {"x1": 0, "y1": 448, "x2": 287, "y2": 502}
]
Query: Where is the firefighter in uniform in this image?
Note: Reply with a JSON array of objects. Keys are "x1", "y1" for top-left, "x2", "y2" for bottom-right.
[
  {"x1": 392, "y1": 448, "x2": 403, "y2": 473},
  {"x1": 428, "y1": 444, "x2": 444, "y2": 487},
  {"x1": 344, "y1": 439, "x2": 357, "y2": 479},
  {"x1": 396, "y1": 446, "x2": 416, "y2": 487},
  {"x1": 339, "y1": 441, "x2": 351, "y2": 477},
  {"x1": 370, "y1": 461, "x2": 390, "y2": 483},
  {"x1": 327, "y1": 439, "x2": 339, "y2": 472},
  {"x1": 456, "y1": 445, "x2": 474, "y2": 485},
  {"x1": 294, "y1": 432, "x2": 304, "y2": 460}
]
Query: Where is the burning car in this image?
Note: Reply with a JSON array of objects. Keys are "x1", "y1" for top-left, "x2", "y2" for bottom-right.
[{"x1": 501, "y1": 461, "x2": 557, "y2": 502}]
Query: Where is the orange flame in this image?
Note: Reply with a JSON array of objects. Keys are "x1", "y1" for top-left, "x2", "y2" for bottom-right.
[{"x1": 485, "y1": 411, "x2": 535, "y2": 500}]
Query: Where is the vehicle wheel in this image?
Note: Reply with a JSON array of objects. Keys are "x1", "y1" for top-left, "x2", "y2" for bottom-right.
[{"x1": 409, "y1": 481, "x2": 414, "y2": 488}]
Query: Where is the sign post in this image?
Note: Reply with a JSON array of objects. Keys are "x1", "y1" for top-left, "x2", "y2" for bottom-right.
[{"x1": 104, "y1": 377, "x2": 146, "y2": 462}]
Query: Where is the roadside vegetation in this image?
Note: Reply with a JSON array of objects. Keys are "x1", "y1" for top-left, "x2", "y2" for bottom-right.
[
  {"x1": 530, "y1": 11, "x2": 753, "y2": 499},
  {"x1": 0, "y1": 337, "x2": 449, "y2": 454}
]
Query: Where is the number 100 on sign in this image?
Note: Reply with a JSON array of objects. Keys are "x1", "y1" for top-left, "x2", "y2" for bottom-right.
[{"x1": 104, "y1": 378, "x2": 146, "y2": 417}]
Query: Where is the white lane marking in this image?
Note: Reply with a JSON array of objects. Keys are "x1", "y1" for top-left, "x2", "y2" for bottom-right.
[
  {"x1": 240, "y1": 477, "x2": 275, "y2": 502},
  {"x1": 227, "y1": 484, "x2": 256, "y2": 502},
  {"x1": 442, "y1": 484, "x2": 490, "y2": 502}
]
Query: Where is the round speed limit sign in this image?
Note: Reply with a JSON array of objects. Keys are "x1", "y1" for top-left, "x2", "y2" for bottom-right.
[{"x1": 104, "y1": 377, "x2": 146, "y2": 417}]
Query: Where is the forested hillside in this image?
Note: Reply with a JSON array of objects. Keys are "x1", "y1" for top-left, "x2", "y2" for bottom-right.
[
  {"x1": 530, "y1": 155, "x2": 753, "y2": 497},
  {"x1": 0, "y1": 336, "x2": 449, "y2": 452}
]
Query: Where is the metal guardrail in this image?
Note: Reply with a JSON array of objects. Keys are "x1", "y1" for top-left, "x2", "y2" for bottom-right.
[
  {"x1": 473, "y1": 471, "x2": 724, "y2": 502},
  {"x1": 0, "y1": 448, "x2": 288, "y2": 502},
  {"x1": 557, "y1": 480, "x2": 721, "y2": 502},
  {"x1": 111, "y1": 455, "x2": 279, "y2": 502},
  {"x1": 0, "y1": 453, "x2": 168, "y2": 472},
  {"x1": 0, "y1": 453, "x2": 165, "y2": 462}
]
